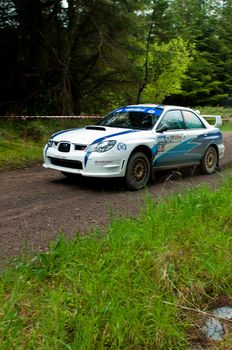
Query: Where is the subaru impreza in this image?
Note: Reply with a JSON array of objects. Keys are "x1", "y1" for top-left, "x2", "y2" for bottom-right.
[{"x1": 43, "y1": 105, "x2": 224, "y2": 190}]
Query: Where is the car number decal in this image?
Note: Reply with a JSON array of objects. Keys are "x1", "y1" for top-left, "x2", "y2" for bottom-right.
[{"x1": 117, "y1": 143, "x2": 127, "y2": 151}]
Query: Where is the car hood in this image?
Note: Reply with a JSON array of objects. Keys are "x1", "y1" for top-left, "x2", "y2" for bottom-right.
[{"x1": 51, "y1": 126, "x2": 144, "y2": 144}]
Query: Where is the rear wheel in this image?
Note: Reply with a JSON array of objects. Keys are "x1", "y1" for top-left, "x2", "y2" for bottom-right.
[
  {"x1": 125, "y1": 152, "x2": 150, "y2": 190},
  {"x1": 201, "y1": 146, "x2": 218, "y2": 174}
]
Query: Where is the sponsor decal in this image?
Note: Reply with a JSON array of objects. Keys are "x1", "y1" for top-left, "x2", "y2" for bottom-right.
[
  {"x1": 114, "y1": 106, "x2": 164, "y2": 116},
  {"x1": 171, "y1": 134, "x2": 184, "y2": 141},
  {"x1": 95, "y1": 160, "x2": 113, "y2": 166},
  {"x1": 117, "y1": 143, "x2": 127, "y2": 151},
  {"x1": 157, "y1": 135, "x2": 166, "y2": 143},
  {"x1": 158, "y1": 144, "x2": 165, "y2": 152},
  {"x1": 125, "y1": 107, "x2": 147, "y2": 112},
  {"x1": 158, "y1": 134, "x2": 185, "y2": 144}
]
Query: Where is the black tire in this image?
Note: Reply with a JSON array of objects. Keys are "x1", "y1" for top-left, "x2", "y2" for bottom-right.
[
  {"x1": 201, "y1": 146, "x2": 218, "y2": 174},
  {"x1": 125, "y1": 152, "x2": 150, "y2": 190}
]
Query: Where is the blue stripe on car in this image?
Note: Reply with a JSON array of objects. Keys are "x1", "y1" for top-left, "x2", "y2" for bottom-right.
[
  {"x1": 200, "y1": 131, "x2": 222, "y2": 140},
  {"x1": 151, "y1": 144, "x2": 158, "y2": 157},
  {"x1": 154, "y1": 131, "x2": 222, "y2": 165},
  {"x1": 52, "y1": 128, "x2": 80, "y2": 138},
  {"x1": 45, "y1": 145, "x2": 49, "y2": 156},
  {"x1": 84, "y1": 129, "x2": 139, "y2": 167},
  {"x1": 45, "y1": 128, "x2": 80, "y2": 156},
  {"x1": 154, "y1": 137, "x2": 200, "y2": 164}
]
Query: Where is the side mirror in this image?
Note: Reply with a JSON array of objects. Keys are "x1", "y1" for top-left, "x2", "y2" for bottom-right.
[{"x1": 156, "y1": 124, "x2": 168, "y2": 133}]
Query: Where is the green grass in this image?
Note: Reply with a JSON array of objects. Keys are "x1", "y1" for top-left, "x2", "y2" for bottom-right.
[
  {"x1": 0, "y1": 118, "x2": 95, "y2": 170},
  {"x1": 0, "y1": 179, "x2": 232, "y2": 349},
  {"x1": 0, "y1": 138, "x2": 42, "y2": 169},
  {"x1": 221, "y1": 123, "x2": 232, "y2": 132},
  {"x1": 195, "y1": 105, "x2": 232, "y2": 118}
]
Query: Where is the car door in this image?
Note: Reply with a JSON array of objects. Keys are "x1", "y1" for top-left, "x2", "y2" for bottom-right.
[
  {"x1": 181, "y1": 110, "x2": 208, "y2": 163},
  {"x1": 154, "y1": 109, "x2": 187, "y2": 168}
]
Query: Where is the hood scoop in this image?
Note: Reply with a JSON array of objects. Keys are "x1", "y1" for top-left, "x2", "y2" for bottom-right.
[{"x1": 85, "y1": 125, "x2": 106, "y2": 131}]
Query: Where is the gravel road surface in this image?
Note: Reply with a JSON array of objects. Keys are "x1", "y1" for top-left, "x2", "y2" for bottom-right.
[{"x1": 0, "y1": 132, "x2": 232, "y2": 261}]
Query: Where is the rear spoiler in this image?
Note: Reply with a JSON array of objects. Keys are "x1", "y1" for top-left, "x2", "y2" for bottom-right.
[{"x1": 201, "y1": 114, "x2": 222, "y2": 127}]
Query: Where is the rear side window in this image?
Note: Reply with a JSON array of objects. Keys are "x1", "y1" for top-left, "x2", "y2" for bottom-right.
[
  {"x1": 183, "y1": 111, "x2": 205, "y2": 129},
  {"x1": 158, "y1": 110, "x2": 185, "y2": 130}
]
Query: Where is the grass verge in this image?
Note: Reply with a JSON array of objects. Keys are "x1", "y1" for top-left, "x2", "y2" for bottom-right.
[
  {"x1": 0, "y1": 118, "x2": 94, "y2": 170},
  {"x1": 0, "y1": 178, "x2": 232, "y2": 349},
  {"x1": 221, "y1": 123, "x2": 232, "y2": 132}
]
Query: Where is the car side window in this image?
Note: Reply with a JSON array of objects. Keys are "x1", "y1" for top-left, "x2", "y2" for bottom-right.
[
  {"x1": 159, "y1": 110, "x2": 184, "y2": 130},
  {"x1": 183, "y1": 111, "x2": 205, "y2": 129}
]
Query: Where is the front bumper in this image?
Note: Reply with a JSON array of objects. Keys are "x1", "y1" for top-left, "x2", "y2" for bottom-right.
[{"x1": 43, "y1": 146, "x2": 127, "y2": 178}]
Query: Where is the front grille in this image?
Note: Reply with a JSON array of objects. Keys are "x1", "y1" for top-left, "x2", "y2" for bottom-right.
[
  {"x1": 50, "y1": 157, "x2": 83, "y2": 170},
  {"x1": 58, "y1": 142, "x2": 70, "y2": 152},
  {"x1": 74, "y1": 144, "x2": 87, "y2": 151}
]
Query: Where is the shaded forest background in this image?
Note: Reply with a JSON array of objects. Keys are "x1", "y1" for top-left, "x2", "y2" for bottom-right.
[{"x1": 0, "y1": 0, "x2": 232, "y2": 116}]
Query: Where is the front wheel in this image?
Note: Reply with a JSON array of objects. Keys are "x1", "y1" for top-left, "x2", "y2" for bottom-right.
[
  {"x1": 201, "y1": 146, "x2": 218, "y2": 174},
  {"x1": 125, "y1": 152, "x2": 151, "y2": 190}
]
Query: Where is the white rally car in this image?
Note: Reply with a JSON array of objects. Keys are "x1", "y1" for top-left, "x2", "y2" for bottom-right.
[{"x1": 43, "y1": 104, "x2": 225, "y2": 190}]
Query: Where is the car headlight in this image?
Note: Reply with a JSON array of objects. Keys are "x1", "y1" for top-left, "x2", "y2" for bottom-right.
[{"x1": 89, "y1": 140, "x2": 116, "y2": 153}]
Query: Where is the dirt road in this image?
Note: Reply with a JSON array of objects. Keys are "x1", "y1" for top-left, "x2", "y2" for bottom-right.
[{"x1": 1, "y1": 133, "x2": 232, "y2": 261}]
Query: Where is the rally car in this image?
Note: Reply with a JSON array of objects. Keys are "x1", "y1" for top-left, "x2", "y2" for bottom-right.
[{"x1": 43, "y1": 104, "x2": 225, "y2": 190}]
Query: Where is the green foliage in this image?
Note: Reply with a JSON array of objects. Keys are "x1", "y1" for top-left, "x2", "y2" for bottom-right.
[
  {"x1": 141, "y1": 38, "x2": 193, "y2": 102},
  {"x1": 0, "y1": 178, "x2": 232, "y2": 349},
  {"x1": 1, "y1": 0, "x2": 232, "y2": 112},
  {"x1": 165, "y1": 0, "x2": 232, "y2": 107}
]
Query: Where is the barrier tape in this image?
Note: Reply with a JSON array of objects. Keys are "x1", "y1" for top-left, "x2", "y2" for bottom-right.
[
  {"x1": 0, "y1": 115, "x2": 103, "y2": 120},
  {"x1": 0, "y1": 115, "x2": 231, "y2": 121}
]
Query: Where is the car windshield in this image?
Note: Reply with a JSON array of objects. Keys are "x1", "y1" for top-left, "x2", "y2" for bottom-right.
[{"x1": 98, "y1": 108, "x2": 163, "y2": 130}]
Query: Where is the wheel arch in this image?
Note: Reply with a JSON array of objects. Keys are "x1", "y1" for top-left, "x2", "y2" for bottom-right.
[
  {"x1": 125, "y1": 149, "x2": 151, "y2": 190},
  {"x1": 130, "y1": 145, "x2": 153, "y2": 163}
]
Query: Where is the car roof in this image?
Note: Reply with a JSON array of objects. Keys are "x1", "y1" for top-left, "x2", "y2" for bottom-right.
[{"x1": 126, "y1": 104, "x2": 195, "y2": 112}]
